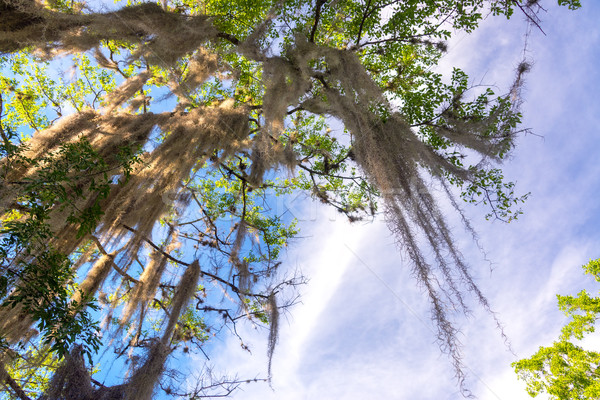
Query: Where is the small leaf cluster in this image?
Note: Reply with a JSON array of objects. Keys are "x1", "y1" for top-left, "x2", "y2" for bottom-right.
[{"x1": 461, "y1": 168, "x2": 530, "y2": 222}]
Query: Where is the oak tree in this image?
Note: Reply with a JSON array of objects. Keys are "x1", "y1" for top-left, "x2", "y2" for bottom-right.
[{"x1": 0, "y1": 0, "x2": 581, "y2": 398}]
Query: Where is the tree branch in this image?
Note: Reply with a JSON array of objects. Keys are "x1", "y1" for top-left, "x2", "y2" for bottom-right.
[
  {"x1": 355, "y1": 0, "x2": 373, "y2": 46},
  {"x1": 0, "y1": 363, "x2": 33, "y2": 400},
  {"x1": 309, "y1": 0, "x2": 328, "y2": 42},
  {"x1": 121, "y1": 224, "x2": 268, "y2": 298},
  {"x1": 89, "y1": 236, "x2": 139, "y2": 283},
  {"x1": 217, "y1": 32, "x2": 241, "y2": 45},
  {"x1": 511, "y1": 0, "x2": 546, "y2": 35}
]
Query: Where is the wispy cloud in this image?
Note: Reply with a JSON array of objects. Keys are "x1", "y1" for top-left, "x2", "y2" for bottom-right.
[{"x1": 204, "y1": 3, "x2": 600, "y2": 400}]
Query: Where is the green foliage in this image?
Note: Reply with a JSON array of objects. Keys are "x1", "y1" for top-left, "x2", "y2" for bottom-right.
[
  {"x1": 0, "y1": 129, "x2": 141, "y2": 362},
  {"x1": 461, "y1": 168, "x2": 530, "y2": 222},
  {"x1": 558, "y1": 0, "x2": 582, "y2": 10},
  {"x1": 172, "y1": 306, "x2": 210, "y2": 344},
  {"x1": 3, "y1": 252, "x2": 101, "y2": 361},
  {"x1": 513, "y1": 258, "x2": 600, "y2": 399},
  {"x1": 2, "y1": 345, "x2": 62, "y2": 397},
  {"x1": 244, "y1": 298, "x2": 269, "y2": 324}
]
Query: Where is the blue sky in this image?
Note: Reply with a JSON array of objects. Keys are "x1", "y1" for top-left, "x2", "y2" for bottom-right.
[{"x1": 202, "y1": 3, "x2": 600, "y2": 399}]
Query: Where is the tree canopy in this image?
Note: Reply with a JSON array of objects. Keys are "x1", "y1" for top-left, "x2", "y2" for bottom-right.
[
  {"x1": 0, "y1": 0, "x2": 581, "y2": 398},
  {"x1": 513, "y1": 258, "x2": 600, "y2": 400}
]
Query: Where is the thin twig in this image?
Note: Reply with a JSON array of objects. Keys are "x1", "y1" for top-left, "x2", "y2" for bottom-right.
[
  {"x1": 511, "y1": 0, "x2": 545, "y2": 35},
  {"x1": 121, "y1": 224, "x2": 268, "y2": 298}
]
